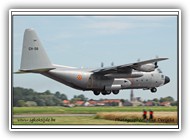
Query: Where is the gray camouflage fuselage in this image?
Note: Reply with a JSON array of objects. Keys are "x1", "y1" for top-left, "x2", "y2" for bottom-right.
[{"x1": 41, "y1": 64, "x2": 167, "y2": 92}]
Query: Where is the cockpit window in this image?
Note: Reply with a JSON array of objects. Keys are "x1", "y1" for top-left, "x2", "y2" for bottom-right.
[{"x1": 157, "y1": 68, "x2": 162, "y2": 73}]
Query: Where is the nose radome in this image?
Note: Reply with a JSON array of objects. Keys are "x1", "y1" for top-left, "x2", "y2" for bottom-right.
[{"x1": 164, "y1": 76, "x2": 170, "y2": 84}]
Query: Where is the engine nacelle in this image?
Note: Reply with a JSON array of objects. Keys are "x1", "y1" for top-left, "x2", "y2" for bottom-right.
[{"x1": 135, "y1": 64, "x2": 155, "y2": 72}]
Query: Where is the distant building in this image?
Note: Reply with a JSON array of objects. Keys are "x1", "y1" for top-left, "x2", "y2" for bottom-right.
[
  {"x1": 123, "y1": 100, "x2": 133, "y2": 106},
  {"x1": 159, "y1": 101, "x2": 171, "y2": 106},
  {"x1": 102, "y1": 99, "x2": 122, "y2": 106},
  {"x1": 144, "y1": 101, "x2": 154, "y2": 106},
  {"x1": 74, "y1": 100, "x2": 85, "y2": 106},
  {"x1": 63, "y1": 100, "x2": 70, "y2": 105},
  {"x1": 88, "y1": 99, "x2": 97, "y2": 105},
  {"x1": 84, "y1": 101, "x2": 92, "y2": 106},
  {"x1": 129, "y1": 89, "x2": 144, "y2": 106},
  {"x1": 96, "y1": 101, "x2": 105, "y2": 106},
  {"x1": 63, "y1": 100, "x2": 74, "y2": 107}
]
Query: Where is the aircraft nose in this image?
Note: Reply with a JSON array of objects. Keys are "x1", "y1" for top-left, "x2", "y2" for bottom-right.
[{"x1": 164, "y1": 76, "x2": 170, "y2": 84}]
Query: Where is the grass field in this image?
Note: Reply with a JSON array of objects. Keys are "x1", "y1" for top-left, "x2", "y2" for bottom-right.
[
  {"x1": 12, "y1": 106, "x2": 178, "y2": 125},
  {"x1": 13, "y1": 106, "x2": 177, "y2": 114}
]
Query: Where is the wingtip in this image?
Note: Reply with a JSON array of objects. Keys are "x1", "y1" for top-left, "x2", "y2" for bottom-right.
[{"x1": 157, "y1": 57, "x2": 169, "y2": 60}]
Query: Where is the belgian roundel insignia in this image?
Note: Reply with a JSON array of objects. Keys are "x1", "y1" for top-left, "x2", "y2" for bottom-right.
[{"x1": 77, "y1": 74, "x2": 82, "y2": 80}]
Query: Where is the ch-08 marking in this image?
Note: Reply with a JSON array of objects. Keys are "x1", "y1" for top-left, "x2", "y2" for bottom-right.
[{"x1": 28, "y1": 47, "x2": 39, "y2": 51}]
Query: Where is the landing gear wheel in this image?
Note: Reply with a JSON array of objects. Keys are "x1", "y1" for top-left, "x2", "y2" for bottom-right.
[
  {"x1": 106, "y1": 90, "x2": 111, "y2": 95},
  {"x1": 93, "y1": 91, "x2": 100, "y2": 96},
  {"x1": 101, "y1": 90, "x2": 111, "y2": 95},
  {"x1": 101, "y1": 91, "x2": 107, "y2": 95},
  {"x1": 151, "y1": 88, "x2": 157, "y2": 93},
  {"x1": 112, "y1": 90, "x2": 119, "y2": 95}
]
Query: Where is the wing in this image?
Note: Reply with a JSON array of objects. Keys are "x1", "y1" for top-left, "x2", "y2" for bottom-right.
[{"x1": 91, "y1": 58, "x2": 168, "y2": 75}]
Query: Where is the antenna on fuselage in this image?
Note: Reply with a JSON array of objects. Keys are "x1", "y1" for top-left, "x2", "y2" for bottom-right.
[{"x1": 101, "y1": 62, "x2": 104, "y2": 68}]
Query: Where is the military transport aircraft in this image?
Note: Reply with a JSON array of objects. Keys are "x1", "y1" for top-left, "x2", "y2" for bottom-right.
[{"x1": 15, "y1": 29, "x2": 170, "y2": 96}]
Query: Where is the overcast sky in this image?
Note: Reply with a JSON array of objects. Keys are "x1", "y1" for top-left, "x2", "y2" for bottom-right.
[{"x1": 13, "y1": 14, "x2": 178, "y2": 100}]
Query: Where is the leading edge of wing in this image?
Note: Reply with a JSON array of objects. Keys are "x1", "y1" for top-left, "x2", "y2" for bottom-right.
[
  {"x1": 131, "y1": 57, "x2": 168, "y2": 66},
  {"x1": 91, "y1": 57, "x2": 168, "y2": 75}
]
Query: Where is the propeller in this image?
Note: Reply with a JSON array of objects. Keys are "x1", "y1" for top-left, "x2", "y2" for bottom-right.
[
  {"x1": 154, "y1": 62, "x2": 158, "y2": 68},
  {"x1": 111, "y1": 62, "x2": 114, "y2": 66}
]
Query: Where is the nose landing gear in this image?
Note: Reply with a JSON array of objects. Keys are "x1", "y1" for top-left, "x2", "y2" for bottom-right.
[{"x1": 150, "y1": 87, "x2": 157, "y2": 93}]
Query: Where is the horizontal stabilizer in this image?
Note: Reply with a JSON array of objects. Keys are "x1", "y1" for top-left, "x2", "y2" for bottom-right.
[{"x1": 14, "y1": 68, "x2": 55, "y2": 74}]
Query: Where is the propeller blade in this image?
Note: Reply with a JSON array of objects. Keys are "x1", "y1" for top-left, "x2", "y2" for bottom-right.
[
  {"x1": 154, "y1": 56, "x2": 159, "y2": 68},
  {"x1": 154, "y1": 62, "x2": 158, "y2": 68}
]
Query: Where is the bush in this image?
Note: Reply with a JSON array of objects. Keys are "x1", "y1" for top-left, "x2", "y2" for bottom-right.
[
  {"x1": 25, "y1": 101, "x2": 37, "y2": 107},
  {"x1": 16, "y1": 100, "x2": 26, "y2": 107}
]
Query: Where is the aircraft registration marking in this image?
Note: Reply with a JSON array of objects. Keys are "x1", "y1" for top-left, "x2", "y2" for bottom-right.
[
  {"x1": 77, "y1": 74, "x2": 82, "y2": 80},
  {"x1": 28, "y1": 47, "x2": 39, "y2": 51}
]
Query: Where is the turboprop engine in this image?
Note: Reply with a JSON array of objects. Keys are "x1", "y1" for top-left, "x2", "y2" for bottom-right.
[{"x1": 134, "y1": 63, "x2": 157, "y2": 72}]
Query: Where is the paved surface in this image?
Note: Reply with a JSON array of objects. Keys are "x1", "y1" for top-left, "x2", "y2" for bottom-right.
[{"x1": 13, "y1": 114, "x2": 96, "y2": 118}]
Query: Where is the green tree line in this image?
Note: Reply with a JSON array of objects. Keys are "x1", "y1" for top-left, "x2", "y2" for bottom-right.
[
  {"x1": 13, "y1": 87, "x2": 68, "y2": 107},
  {"x1": 13, "y1": 87, "x2": 177, "y2": 107}
]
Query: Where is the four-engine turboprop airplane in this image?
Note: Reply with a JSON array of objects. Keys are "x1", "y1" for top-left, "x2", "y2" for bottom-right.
[{"x1": 15, "y1": 29, "x2": 170, "y2": 96}]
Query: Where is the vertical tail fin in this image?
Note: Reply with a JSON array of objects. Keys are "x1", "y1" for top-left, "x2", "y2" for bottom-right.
[{"x1": 20, "y1": 29, "x2": 53, "y2": 72}]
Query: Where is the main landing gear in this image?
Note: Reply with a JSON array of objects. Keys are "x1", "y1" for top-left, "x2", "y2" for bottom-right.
[
  {"x1": 93, "y1": 90, "x2": 120, "y2": 96},
  {"x1": 112, "y1": 90, "x2": 119, "y2": 95},
  {"x1": 93, "y1": 91, "x2": 101, "y2": 96}
]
